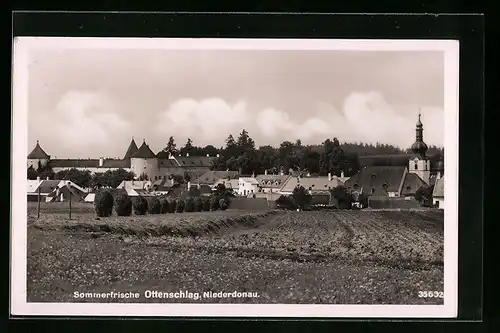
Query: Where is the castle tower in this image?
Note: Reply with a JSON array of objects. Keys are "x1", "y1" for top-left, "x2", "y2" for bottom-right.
[
  {"x1": 408, "y1": 112, "x2": 431, "y2": 184},
  {"x1": 123, "y1": 137, "x2": 138, "y2": 160},
  {"x1": 130, "y1": 140, "x2": 159, "y2": 180},
  {"x1": 27, "y1": 140, "x2": 50, "y2": 170}
]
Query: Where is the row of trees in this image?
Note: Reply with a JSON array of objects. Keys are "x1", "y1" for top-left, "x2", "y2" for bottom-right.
[
  {"x1": 94, "y1": 189, "x2": 231, "y2": 217},
  {"x1": 161, "y1": 130, "x2": 443, "y2": 177}
]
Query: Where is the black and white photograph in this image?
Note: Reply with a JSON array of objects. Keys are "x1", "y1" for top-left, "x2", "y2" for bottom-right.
[{"x1": 11, "y1": 37, "x2": 459, "y2": 317}]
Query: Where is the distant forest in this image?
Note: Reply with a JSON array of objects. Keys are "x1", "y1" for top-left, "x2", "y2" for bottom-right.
[{"x1": 160, "y1": 130, "x2": 444, "y2": 177}]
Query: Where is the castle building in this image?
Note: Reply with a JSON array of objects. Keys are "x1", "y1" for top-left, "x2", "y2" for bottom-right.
[{"x1": 27, "y1": 138, "x2": 215, "y2": 181}]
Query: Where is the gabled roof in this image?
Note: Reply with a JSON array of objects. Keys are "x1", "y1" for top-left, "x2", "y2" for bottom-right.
[
  {"x1": 27, "y1": 180, "x2": 41, "y2": 193},
  {"x1": 239, "y1": 177, "x2": 259, "y2": 185},
  {"x1": 174, "y1": 156, "x2": 214, "y2": 167},
  {"x1": 193, "y1": 170, "x2": 239, "y2": 185},
  {"x1": 279, "y1": 176, "x2": 344, "y2": 193},
  {"x1": 255, "y1": 174, "x2": 290, "y2": 188},
  {"x1": 131, "y1": 141, "x2": 156, "y2": 159},
  {"x1": 123, "y1": 139, "x2": 139, "y2": 159},
  {"x1": 27, "y1": 141, "x2": 50, "y2": 159},
  {"x1": 401, "y1": 173, "x2": 427, "y2": 196},
  {"x1": 344, "y1": 166, "x2": 407, "y2": 196},
  {"x1": 159, "y1": 159, "x2": 180, "y2": 168},
  {"x1": 213, "y1": 178, "x2": 239, "y2": 189},
  {"x1": 36, "y1": 180, "x2": 62, "y2": 194},
  {"x1": 116, "y1": 180, "x2": 150, "y2": 190},
  {"x1": 433, "y1": 176, "x2": 444, "y2": 198}
]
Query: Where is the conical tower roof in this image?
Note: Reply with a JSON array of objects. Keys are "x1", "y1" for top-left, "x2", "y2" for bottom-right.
[
  {"x1": 123, "y1": 138, "x2": 139, "y2": 159},
  {"x1": 27, "y1": 141, "x2": 50, "y2": 159},
  {"x1": 131, "y1": 140, "x2": 156, "y2": 159}
]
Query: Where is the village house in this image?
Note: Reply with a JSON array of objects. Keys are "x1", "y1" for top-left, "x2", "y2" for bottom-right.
[
  {"x1": 278, "y1": 173, "x2": 344, "y2": 196},
  {"x1": 238, "y1": 177, "x2": 260, "y2": 196},
  {"x1": 192, "y1": 170, "x2": 240, "y2": 187},
  {"x1": 27, "y1": 177, "x2": 87, "y2": 202},
  {"x1": 255, "y1": 172, "x2": 291, "y2": 194},
  {"x1": 432, "y1": 176, "x2": 444, "y2": 209},
  {"x1": 212, "y1": 178, "x2": 239, "y2": 191}
]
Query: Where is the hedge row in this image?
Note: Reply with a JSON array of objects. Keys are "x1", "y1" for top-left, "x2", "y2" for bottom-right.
[{"x1": 94, "y1": 189, "x2": 229, "y2": 217}]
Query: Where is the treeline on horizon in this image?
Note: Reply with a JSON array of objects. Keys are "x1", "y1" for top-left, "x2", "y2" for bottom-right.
[{"x1": 160, "y1": 129, "x2": 444, "y2": 177}]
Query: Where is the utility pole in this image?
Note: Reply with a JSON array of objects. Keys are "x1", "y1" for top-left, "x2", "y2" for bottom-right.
[
  {"x1": 37, "y1": 186, "x2": 41, "y2": 219},
  {"x1": 69, "y1": 187, "x2": 72, "y2": 219}
]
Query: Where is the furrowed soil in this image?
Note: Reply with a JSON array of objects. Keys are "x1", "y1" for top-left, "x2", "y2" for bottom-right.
[{"x1": 27, "y1": 203, "x2": 444, "y2": 304}]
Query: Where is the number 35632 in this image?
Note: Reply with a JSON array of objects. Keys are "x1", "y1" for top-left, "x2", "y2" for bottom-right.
[{"x1": 418, "y1": 291, "x2": 444, "y2": 298}]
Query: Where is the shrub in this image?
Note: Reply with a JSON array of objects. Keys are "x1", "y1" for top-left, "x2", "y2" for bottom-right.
[
  {"x1": 219, "y1": 198, "x2": 228, "y2": 210},
  {"x1": 202, "y1": 197, "x2": 211, "y2": 211},
  {"x1": 357, "y1": 192, "x2": 369, "y2": 208},
  {"x1": 184, "y1": 197, "x2": 195, "y2": 212},
  {"x1": 114, "y1": 192, "x2": 132, "y2": 216},
  {"x1": 276, "y1": 195, "x2": 296, "y2": 210},
  {"x1": 168, "y1": 198, "x2": 177, "y2": 213},
  {"x1": 94, "y1": 189, "x2": 114, "y2": 217},
  {"x1": 147, "y1": 196, "x2": 161, "y2": 214},
  {"x1": 292, "y1": 186, "x2": 312, "y2": 210},
  {"x1": 193, "y1": 197, "x2": 203, "y2": 212},
  {"x1": 175, "y1": 199, "x2": 185, "y2": 213},
  {"x1": 132, "y1": 196, "x2": 148, "y2": 215},
  {"x1": 159, "y1": 196, "x2": 169, "y2": 214},
  {"x1": 209, "y1": 195, "x2": 220, "y2": 211},
  {"x1": 415, "y1": 185, "x2": 433, "y2": 207}
]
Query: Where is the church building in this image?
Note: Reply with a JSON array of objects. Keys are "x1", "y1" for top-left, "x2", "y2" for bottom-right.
[{"x1": 344, "y1": 113, "x2": 444, "y2": 199}]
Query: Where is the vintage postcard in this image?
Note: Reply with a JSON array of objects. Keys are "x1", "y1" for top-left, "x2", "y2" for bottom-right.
[{"x1": 11, "y1": 37, "x2": 459, "y2": 317}]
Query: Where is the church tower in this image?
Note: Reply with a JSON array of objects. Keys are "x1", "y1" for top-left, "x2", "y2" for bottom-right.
[{"x1": 408, "y1": 112, "x2": 431, "y2": 185}]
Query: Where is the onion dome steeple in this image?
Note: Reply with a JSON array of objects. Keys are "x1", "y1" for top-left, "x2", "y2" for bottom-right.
[{"x1": 410, "y1": 111, "x2": 428, "y2": 158}]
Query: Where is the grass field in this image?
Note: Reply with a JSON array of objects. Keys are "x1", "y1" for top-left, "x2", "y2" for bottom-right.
[{"x1": 26, "y1": 202, "x2": 444, "y2": 304}]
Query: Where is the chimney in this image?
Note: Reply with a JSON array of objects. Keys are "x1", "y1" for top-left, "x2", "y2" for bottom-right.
[
  {"x1": 328, "y1": 173, "x2": 332, "y2": 182},
  {"x1": 206, "y1": 154, "x2": 209, "y2": 157},
  {"x1": 341, "y1": 171, "x2": 345, "y2": 178},
  {"x1": 186, "y1": 153, "x2": 189, "y2": 157},
  {"x1": 187, "y1": 181, "x2": 191, "y2": 190},
  {"x1": 264, "y1": 169, "x2": 268, "y2": 175},
  {"x1": 46, "y1": 176, "x2": 49, "y2": 180},
  {"x1": 99, "y1": 157, "x2": 104, "y2": 167},
  {"x1": 36, "y1": 176, "x2": 40, "y2": 183}
]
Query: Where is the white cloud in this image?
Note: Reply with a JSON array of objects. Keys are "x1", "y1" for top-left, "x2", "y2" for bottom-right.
[
  {"x1": 154, "y1": 98, "x2": 250, "y2": 146},
  {"x1": 51, "y1": 90, "x2": 131, "y2": 155}
]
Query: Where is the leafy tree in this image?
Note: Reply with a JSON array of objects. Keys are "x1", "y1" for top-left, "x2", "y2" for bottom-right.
[
  {"x1": 209, "y1": 195, "x2": 220, "y2": 211},
  {"x1": 202, "y1": 197, "x2": 211, "y2": 211},
  {"x1": 132, "y1": 196, "x2": 148, "y2": 215},
  {"x1": 55, "y1": 168, "x2": 92, "y2": 188},
  {"x1": 94, "y1": 189, "x2": 114, "y2": 217},
  {"x1": 415, "y1": 185, "x2": 434, "y2": 207},
  {"x1": 163, "y1": 136, "x2": 178, "y2": 156},
  {"x1": 292, "y1": 186, "x2": 312, "y2": 210},
  {"x1": 183, "y1": 171, "x2": 191, "y2": 183},
  {"x1": 147, "y1": 197, "x2": 161, "y2": 214},
  {"x1": 219, "y1": 198, "x2": 228, "y2": 210},
  {"x1": 175, "y1": 199, "x2": 185, "y2": 213},
  {"x1": 276, "y1": 195, "x2": 296, "y2": 210},
  {"x1": 168, "y1": 199, "x2": 177, "y2": 213},
  {"x1": 330, "y1": 186, "x2": 353, "y2": 209},
  {"x1": 27, "y1": 166, "x2": 38, "y2": 180},
  {"x1": 159, "y1": 197, "x2": 169, "y2": 214},
  {"x1": 188, "y1": 186, "x2": 202, "y2": 197},
  {"x1": 114, "y1": 193, "x2": 132, "y2": 216},
  {"x1": 193, "y1": 197, "x2": 203, "y2": 212},
  {"x1": 184, "y1": 197, "x2": 195, "y2": 212},
  {"x1": 179, "y1": 138, "x2": 194, "y2": 156}
]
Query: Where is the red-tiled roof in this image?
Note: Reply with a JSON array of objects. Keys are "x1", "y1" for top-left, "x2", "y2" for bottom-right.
[
  {"x1": 131, "y1": 142, "x2": 156, "y2": 159},
  {"x1": 401, "y1": 173, "x2": 427, "y2": 196},
  {"x1": 123, "y1": 139, "x2": 139, "y2": 159},
  {"x1": 27, "y1": 141, "x2": 50, "y2": 159},
  {"x1": 344, "y1": 166, "x2": 407, "y2": 196}
]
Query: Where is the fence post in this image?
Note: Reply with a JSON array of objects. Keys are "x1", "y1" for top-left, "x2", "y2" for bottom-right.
[
  {"x1": 37, "y1": 186, "x2": 41, "y2": 219},
  {"x1": 69, "y1": 188, "x2": 72, "y2": 219}
]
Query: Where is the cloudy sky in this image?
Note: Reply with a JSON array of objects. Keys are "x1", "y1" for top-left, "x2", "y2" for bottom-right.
[{"x1": 27, "y1": 47, "x2": 444, "y2": 158}]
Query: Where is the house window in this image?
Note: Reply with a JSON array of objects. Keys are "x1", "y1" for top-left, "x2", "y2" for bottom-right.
[{"x1": 414, "y1": 163, "x2": 418, "y2": 170}]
